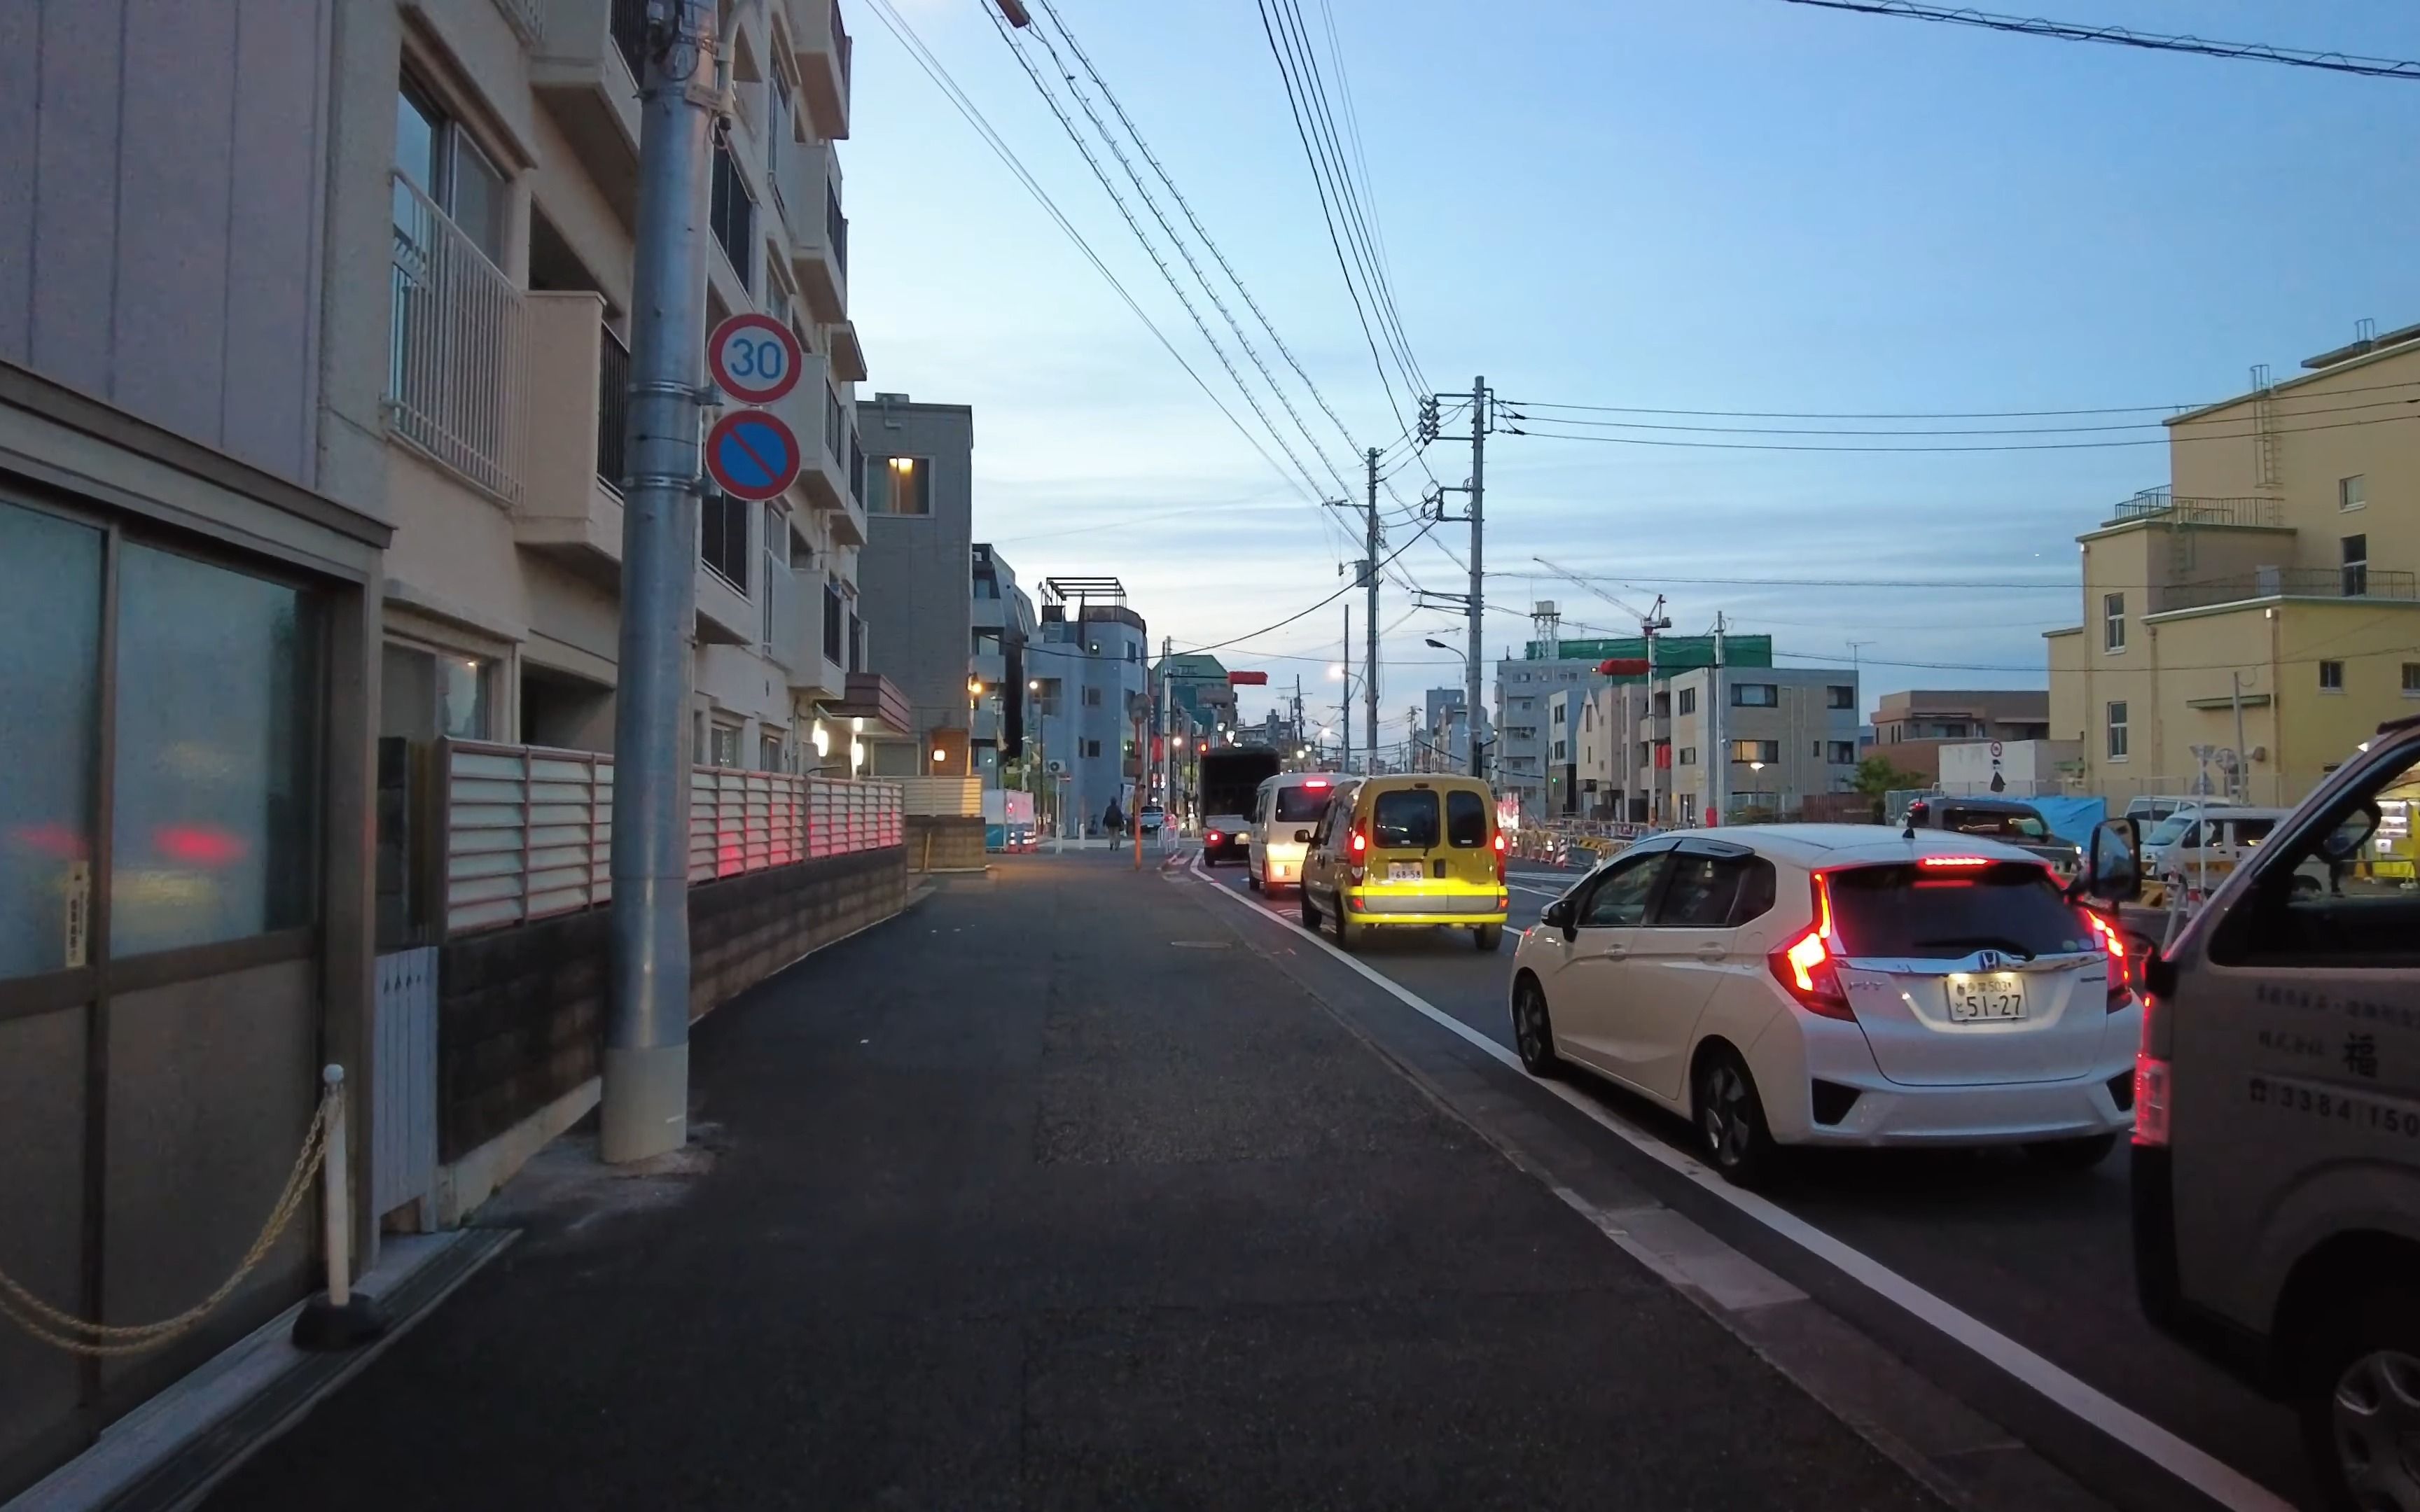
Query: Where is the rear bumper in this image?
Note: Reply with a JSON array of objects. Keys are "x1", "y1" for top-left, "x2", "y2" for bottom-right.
[
  {"x1": 1343, "y1": 888, "x2": 1507, "y2": 926},
  {"x1": 1753, "y1": 1014, "x2": 2136, "y2": 1146}
]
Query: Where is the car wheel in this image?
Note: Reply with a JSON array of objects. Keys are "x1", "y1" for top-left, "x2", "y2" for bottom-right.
[
  {"x1": 1299, "y1": 890, "x2": 1319, "y2": 930},
  {"x1": 1694, "y1": 1046, "x2": 1777, "y2": 1187},
  {"x1": 1246, "y1": 866, "x2": 1261, "y2": 892},
  {"x1": 1474, "y1": 923, "x2": 1503, "y2": 952},
  {"x1": 2023, "y1": 1133, "x2": 2118, "y2": 1171},
  {"x1": 2301, "y1": 1287, "x2": 2420, "y2": 1512},
  {"x1": 1335, "y1": 911, "x2": 1362, "y2": 952},
  {"x1": 1510, "y1": 977, "x2": 1562, "y2": 1078}
]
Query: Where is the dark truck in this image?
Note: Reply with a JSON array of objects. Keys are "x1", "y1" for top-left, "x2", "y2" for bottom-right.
[{"x1": 1198, "y1": 747, "x2": 1281, "y2": 865}]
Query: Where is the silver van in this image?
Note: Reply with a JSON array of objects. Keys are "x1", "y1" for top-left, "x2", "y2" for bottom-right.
[{"x1": 2081, "y1": 715, "x2": 2420, "y2": 1508}]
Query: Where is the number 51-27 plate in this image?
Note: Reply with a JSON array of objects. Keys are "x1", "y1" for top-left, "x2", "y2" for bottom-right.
[{"x1": 1947, "y1": 974, "x2": 2027, "y2": 1022}]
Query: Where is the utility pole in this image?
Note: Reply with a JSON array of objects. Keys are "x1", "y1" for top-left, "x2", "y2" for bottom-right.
[
  {"x1": 1365, "y1": 447, "x2": 1381, "y2": 771},
  {"x1": 604, "y1": 0, "x2": 714, "y2": 1165},
  {"x1": 1467, "y1": 375, "x2": 1486, "y2": 778},
  {"x1": 2231, "y1": 671, "x2": 2248, "y2": 802},
  {"x1": 1293, "y1": 673, "x2": 1305, "y2": 755},
  {"x1": 1641, "y1": 596, "x2": 1671, "y2": 827},
  {"x1": 1160, "y1": 635, "x2": 1173, "y2": 820},
  {"x1": 1711, "y1": 611, "x2": 1727, "y2": 827},
  {"x1": 1342, "y1": 605, "x2": 1353, "y2": 774}
]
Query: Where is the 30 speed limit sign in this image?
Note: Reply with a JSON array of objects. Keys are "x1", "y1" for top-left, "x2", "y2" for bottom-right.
[{"x1": 707, "y1": 313, "x2": 802, "y2": 405}]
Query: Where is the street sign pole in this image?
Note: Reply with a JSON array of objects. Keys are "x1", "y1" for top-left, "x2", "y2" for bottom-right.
[{"x1": 604, "y1": 0, "x2": 714, "y2": 1166}]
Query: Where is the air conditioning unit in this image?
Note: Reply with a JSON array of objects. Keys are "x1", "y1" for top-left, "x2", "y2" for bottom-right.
[{"x1": 1045, "y1": 759, "x2": 1067, "y2": 775}]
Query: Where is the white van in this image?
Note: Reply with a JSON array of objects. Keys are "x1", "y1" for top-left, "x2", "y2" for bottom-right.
[
  {"x1": 2079, "y1": 716, "x2": 2420, "y2": 1508},
  {"x1": 2139, "y1": 805, "x2": 2289, "y2": 890},
  {"x1": 1246, "y1": 772, "x2": 1338, "y2": 893}
]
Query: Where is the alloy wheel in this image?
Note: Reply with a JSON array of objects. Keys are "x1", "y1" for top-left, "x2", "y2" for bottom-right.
[
  {"x1": 1514, "y1": 984, "x2": 1550, "y2": 1069},
  {"x1": 1701, "y1": 1060, "x2": 1753, "y2": 1168},
  {"x1": 2332, "y1": 1348, "x2": 2420, "y2": 1510}
]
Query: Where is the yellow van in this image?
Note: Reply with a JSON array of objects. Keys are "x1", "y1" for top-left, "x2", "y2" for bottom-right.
[{"x1": 1298, "y1": 774, "x2": 1509, "y2": 951}]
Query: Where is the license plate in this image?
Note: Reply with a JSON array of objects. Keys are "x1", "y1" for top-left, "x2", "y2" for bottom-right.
[
  {"x1": 1386, "y1": 862, "x2": 1424, "y2": 883},
  {"x1": 1946, "y1": 974, "x2": 2027, "y2": 1022}
]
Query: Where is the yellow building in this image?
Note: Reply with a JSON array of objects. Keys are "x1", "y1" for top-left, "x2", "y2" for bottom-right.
[{"x1": 2047, "y1": 325, "x2": 2420, "y2": 807}]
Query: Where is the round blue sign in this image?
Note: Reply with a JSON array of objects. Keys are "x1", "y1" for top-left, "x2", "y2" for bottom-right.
[{"x1": 704, "y1": 410, "x2": 801, "y2": 502}]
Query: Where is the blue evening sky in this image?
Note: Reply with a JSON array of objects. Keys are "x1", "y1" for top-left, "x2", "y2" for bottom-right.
[{"x1": 844, "y1": 0, "x2": 2420, "y2": 742}]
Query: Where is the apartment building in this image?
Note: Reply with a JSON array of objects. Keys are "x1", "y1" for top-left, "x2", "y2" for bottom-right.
[
  {"x1": 1419, "y1": 687, "x2": 1484, "y2": 771},
  {"x1": 352, "y1": 0, "x2": 875, "y2": 802},
  {"x1": 1153, "y1": 652, "x2": 1241, "y2": 740},
  {"x1": 1867, "y1": 690, "x2": 2052, "y2": 782},
  {"x1": 1032, "y1": 580, "x2": 1150, "y2": 836},
  {"x1": 1494, "y1": 657, "x2": 1601, "y2": 816},
  {"x1": 1, "y1": 8, "x2": 391, "y2": 1493},
  {"x1": 1585, "y1": 665, "x2": 1861, "y2": 825},
  {"x1": 1499, "y1": 636, "x2": 1775, "y2": 821},
  {"x1": 2047, "y1": 323, "x2": 2420, "y2": 806},
  {"x1": 971, "y1": 542, "x2": 1038, "y2": 785},
  {"x1": 855, "y1": 396, "x2": 977, "y2": 776}
]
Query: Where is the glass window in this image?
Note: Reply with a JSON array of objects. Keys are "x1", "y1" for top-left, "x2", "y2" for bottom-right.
[
  {"x1": 1828, "y1": 741, "x2": 1857, "y2": 765},
  {"x1": 1445, "y1": 788, "x2": 1487, "y2": 846},
  {"x1": 2321, "y1": 660, "x2": 2345, "y2": 692},
  {"x1": 1676, "y1": 687, "x2": 1696, "y2": 715},
  {"x1": 2404, "y1": 663, "x2": 2420, "y2": 694},
  {"x1": 822, "y1": 579, "x2": 843, "y2": 662},
  {"x1": 1276, "y1": 786, "x2": 1333, "y2": 824},
  {"x1": 2342, "y1": 475, "x2": 2367, "y2": 511},
  {"x1": 1651, "y1": 853, "x2": 1774, "y2": 928},
  {"x1": 1827, "y1": 685, "x2": 1855, "y2": 710},
  {"x1": 112, "y1": 545, "x2": 319, "y2": 958},
  {"x1": 709, "y1": 141, "x2": 754, "y2": 290},
  {"x1": 1580, "y1": 852, "x2": 1666, "y2": 928},
  {"x1": 438, "y1": 655, "x2": 490, "y2": 738},
  {"x1": 1732, "y1": 684, "x2": 1778, "y2": 708},
  {"x1": 2342, "y1": 535, "x2": 2369, "y2": 597},
  {"x1": 2103, "y1": 592, "x2": 2126, "y2": 652},
  {"x1": 1828, "y1": 862, "x2": 2094, "y2": 960},
  {"x1": 2107, "y1": 701, "x2": 2129, "y2": 759},
  {"x1": 1729, "y1": 739, "x2": 1781, "y2": 764},
  {"x1": 1371, "y1": 789, "x2": 1440, "y2": 849},
  {"x1": 701, "y1": 494, "x2": 749, "y2": 590},
  {"x1": 873, "y1": 456, "x2": 933, "y2": 515},
  {"x1": 709, "y1": 724, "x2": 740, "y2": 766},
  {"x1": 0, "y1": 503, "x2": 103, "y2": 979},
  {"x1": 2213, "y1": 750, "x2": 2420, "y2": 967}
]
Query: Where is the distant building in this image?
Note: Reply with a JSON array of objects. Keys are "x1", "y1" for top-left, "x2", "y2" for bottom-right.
[
  {"x1": 971, "y1": 543, "x2": 1038, "y2": 787},
  {"x1": 1152, "y1": 651, "x2": 1239, "y2": 742},
  {"x1": 1499, "y1": 635, "x2": 1774, "y2": 821},
  {"x1": 1868, "y1": 690, "x2": 2051, "y2": 784},
  {"x1": 1033, "y1": 578, "x2": 1149, "y2": 836},
  {"x1": 858, "y1": 394, "x2": 976, "y2": 777}
]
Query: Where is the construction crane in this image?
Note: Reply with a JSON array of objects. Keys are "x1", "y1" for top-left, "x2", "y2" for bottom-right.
[{"x1": 1530, "y1": 558, "x2": 1655, "y2": 626}]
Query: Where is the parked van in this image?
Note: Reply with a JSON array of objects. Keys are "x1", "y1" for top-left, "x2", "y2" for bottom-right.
[
  {"x1": 2139, "y1": 805, "x2": 2288, "y2": 892},
  {"x1": 1299, "y1": 774, "x2": 1509, "y2": 951},
  {"x1": 1246, "y1": 772, "x2": 1337, "y2": 893},
  {"x1": 2079, "y1": 716, "x2": 2420, "y2": 1508}
]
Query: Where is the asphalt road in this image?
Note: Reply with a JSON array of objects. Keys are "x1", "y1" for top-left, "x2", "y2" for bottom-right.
[
  {"x1": 208, "y1": 855, "x2": 1943, "y2": 1511},
  {"x1": 1195, "y1": 848, "x2": 2316, "y2": 1511}
]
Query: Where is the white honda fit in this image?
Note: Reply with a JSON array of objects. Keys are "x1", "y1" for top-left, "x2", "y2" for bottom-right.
[{"x1": 1508, "y1": 825, "x2": 2140, "y2": 1184}]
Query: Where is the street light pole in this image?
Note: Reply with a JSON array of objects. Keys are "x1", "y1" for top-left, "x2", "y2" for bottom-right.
[{"x1": 603, "y1": 0, "x2": 714, "y2": 1165}]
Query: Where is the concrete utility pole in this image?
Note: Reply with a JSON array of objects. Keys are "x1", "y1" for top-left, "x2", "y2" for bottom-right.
[
  {"x1": 1342, "y1": 605, "x2": 1353, "y2": 773},
  {"x1": 1160, "y1": 635, "x2": 1173, "y2": 816},
  {"x1": 1711, "y1": 611, "x2": 1727, "y2": 827},
  {"x1": 1365, "y1": 446, "x2": 1381, "y2": 770},
  {"x1": 2231, "y1": 670, "x2": 2248, "y2": 802},
  {"x1": 1466, "y1": 376, "x2": 1486, "y2": 778},
  {"x1": 603, "y1": 0, "x2": 714, "y2": 1165}
]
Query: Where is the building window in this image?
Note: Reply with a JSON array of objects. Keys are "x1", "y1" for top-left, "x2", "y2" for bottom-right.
[
  {"x1": 823, "y1": 578, "x2": 843, "y2": 662},
  {"x1": 1731, "y1": 683, "x2": 1777, "y2": 708},
  {"x1": 762, "y1": 732, "x2": 785, "y2": 771},
  {"x1": 767, "y1": 70, "x2": 793, "y2": 206},
  {"x1": 849, "y1": 611, "x2": 864, "y2": 672},
  {"x1": 2342, "y1": 475, "x2": 2367, "y2": 512},
  {"x1": 1728, "y1": 739, "x2": 1781, "y2": 764},
  {"x1": 709, "y1": 141, "x2": 754, "y2": 290},
  {"x1": 2343, "y1": 536, "x2": 2369, "y2": 597},
  {"x1": 701, "y1": 494, "x2": 749, "y2": 592},
  {"x1": 2404, "y1": 663, "x2": 2420, "y2": 696},
  {"x1": 1083, "y1": 739, "x2": 1101, "y2": 759},
  {"x1": 973, "y1": 629, "x2": 1002, "y2": 657},
  {"x1": 1825, "y1": 685, "x2": 1853, "y2": 710},
  {"x1": 709, "y1": 723, "x2": 741, "y2": 767},
  {"x1": 394, "y1": 78, "x2": 505, "y2": 264},
  {"x1": 2106, "y1": 701, "x2": 2129, "y2": 760},
  {"x1": 1083, "y1": 686, "x2": 1102, "y2": 707},
  {"x1": 382, "y1": 643, "x2": 493, "y2": 742},
  {"x1": 1676, "y1": 687, "x2": 1697, "y2": 715},
  {"x1": 2321, "y1": 659, "x2": 2345, "y2": 692},
  {"x1": 1828, "y1": 741, "x2": 1857, "y2": 764},
  {"x1": 2102, "y1": 592, "x2": 2126, "y2": 652},
  {"x1": 1552, "y1": 739, "x2": 1567, "y2": 761},
  {"x1": 1127, "y1": 643, "x2": 1139, "y2": 663},
  {"x1": 1676, "y1": 746, "x2": 1697, "y2": 766},
  {"x1": 871, "y1": 456, "x2": 932, "y2": 516}
]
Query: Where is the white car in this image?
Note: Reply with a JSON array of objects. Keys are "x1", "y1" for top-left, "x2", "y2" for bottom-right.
[{"x1": 1508, "y1": 825, "x2": 2139, "y2": 1184}]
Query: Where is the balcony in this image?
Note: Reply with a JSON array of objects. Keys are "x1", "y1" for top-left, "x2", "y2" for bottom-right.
[
  {"x1": 531, "y1": 0, "x2": 648, "y2": 225},
  {"x1": 514, "y1": 293, "x2": 625, "y2": 582},
  {"x1": 781, "y1": 149, "x2": 847, "y2": 322},
  {"x1": 787, "y1": 0, "x2": 851, "y2": 140},
  {"x1": 2153, "y1": 566, "x2": 2419, "y2": 615},
  {"x1": 773, "y1": 360, "x2": 863, "y2": 545},
  {"x1": 774, "y1": 564, "x2": 847, "y2": 699},
  {"x1": 2106, "y1": 487, "x2": 2283, "y2": 530},
  {"x1": 828, "y1": 672, "x2": 912, "y2": 738},
  {"x1": 388, "y1": 174, "x2": 526, "y2": 502},
  {"x1": 829, "y1": 318, "x2": 866, "y2": 382}
]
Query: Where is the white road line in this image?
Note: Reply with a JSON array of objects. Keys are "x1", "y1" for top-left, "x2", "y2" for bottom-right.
[
  {"x1": 1507, "y1": 883, "x2": 1566, "y2": 899},
  {"x1": 1180, "y1": 854, "x2": 2292, "y2": 1512}
]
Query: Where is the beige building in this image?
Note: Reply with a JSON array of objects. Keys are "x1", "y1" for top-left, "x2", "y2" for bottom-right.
[
  {"x1": 2047, "y1": 324, "x2": 2420, "y2": 806},
  {"x1": 342, "y1": 0, "x2": 873, "y2": 799},
  {"x1": 1576, "y1": 666, "x2": 1861, "y2": 825},
  {"x1": 1868, "y1": 690, "x2": 2052, "y2": 783}
]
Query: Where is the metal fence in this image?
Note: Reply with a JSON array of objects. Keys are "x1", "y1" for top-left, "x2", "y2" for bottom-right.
[
  {"x1": 440, "y1": 741, "x2": 903, "y2": 936},
  {"x1": 2155, "y1": 566, "x2": 2416, "y2": 614},
  {"x1": 2108, "y1": 488, "x2": 2281, "y2": 529},
  {"x1": 387, "y1": 172, "x2": 525, "y2": 503}
]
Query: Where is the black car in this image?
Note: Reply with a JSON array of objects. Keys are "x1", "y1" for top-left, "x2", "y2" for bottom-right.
[
  {"x1": 1201, "y1": 815, "x2": 1251, "y2": 866},
  {"x1": 1902, "y1": 795, "x2": 2082, "y2": 871}
]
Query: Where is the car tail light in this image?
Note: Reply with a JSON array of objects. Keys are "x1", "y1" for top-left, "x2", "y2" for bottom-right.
[
  {"x1": 2082, "y1": 909, "x2": 2132, "y2": 1012},
  {"x1": 1347, "y1": 820, "x2": 1368, "y2": 882},
  {"x1": 1206, "y1": 830, "x2": 1221, "y2": 845},
  {"x1": 1492, "y1": 830, "x2": 1508, "y2": 883},
  {"x1": 1766, "y1": 874, "x2": 1854, "y2": 1021},
  {"x1": 2132, "y1": 981, "x2": 2169, "y2": 1144}
]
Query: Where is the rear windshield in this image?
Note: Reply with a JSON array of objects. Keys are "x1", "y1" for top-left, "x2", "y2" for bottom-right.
[
  {"x1": 1941, "y1": 806, "x2": 2048, "y2": 841},
  {"x1": 1827, "y1": 862, "x2": 2096, "y2": 959},
  {"x1": 1274, "y1": 785, "x2": 1332, "y2": 823},
  {"x1": 1445, "y1": 789, "x2": 1488, "y2": 847},
  {"x1": 1371, "y1": 789, "x2": 1440, "y2": 849}
]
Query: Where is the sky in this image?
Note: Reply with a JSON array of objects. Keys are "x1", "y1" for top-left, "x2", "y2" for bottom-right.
[{"x1": 841, "y1": 0, "x2": 2420, "y2": 751}]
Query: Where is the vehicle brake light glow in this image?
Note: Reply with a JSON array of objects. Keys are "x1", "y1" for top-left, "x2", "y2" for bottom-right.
[
  {"x1": 1918, "y1": 854, "x2": 1992, "y2": 869},
  {"x1": 1206, "y1": 831, "x2": 1221, "y2": 844},
  {"x1": 2134, "y1": 1051, "x2": 2171, "y2": 1146},
  {"x1": 1765, "y1": 873, "x2": 1854, "y2": 1021},
  {"x1": 1493, "y1": 830, "x2": 1508, "y2": 882},
  {"x1": 1349, "y1": 826, "x2": 1367, "y2": 856},
  {"x1": 2082, "y1": 909, "x2": 2133, "y2": 1011},
  {"x1": 1305, "y1": 778, "x2": 1329, "y2": 788}
]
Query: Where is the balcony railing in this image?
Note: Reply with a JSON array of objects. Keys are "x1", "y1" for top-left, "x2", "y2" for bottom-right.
[
  {"x1": 387, "y1": 172, "x2": 526, "y2": 502},
  {"x1": 2154, "y1": 566, "x2": 2419, "y2": 615},
  {"x1": 438, "y1": 739, "x2": 903, "y2": 936},
  {"x1": 595, "y1": 323, "x2": 629, "y2": 493},
  {"x1": 610, "y1": 0, "x2": 649, "y2": 81},
  {"x1": 2108, "y1": 487, "x2": 2282, "y2": 529},
  {"x1": 826, "y1": 183, "x2": 848, "y2": 276}
]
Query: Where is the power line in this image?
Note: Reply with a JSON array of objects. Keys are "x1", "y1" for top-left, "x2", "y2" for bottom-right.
[
  {"x1": 985, "y1": 4, "x2": 1335, "y2": 505},
  {"x1": 1176, "y1": 514, "x2": 1441, "y2": 654},
  {"x1": 1503, "y1": 409, "x2": 2420, "y2": 453},
  {"x1": 861, "y1": 0, "x2": 1316, "y2": 506},
  {"x1": 1502, "y1": 376, "x2": 2420, "y2": 419},
  {"x1": 1783, "y1": 0, "x2": 2420, "y2": 80},
  {"x1": 1502, "y1": 393, "x2": 2420, "y2": 438}
]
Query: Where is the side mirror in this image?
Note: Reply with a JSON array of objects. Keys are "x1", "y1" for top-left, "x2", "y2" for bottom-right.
[
  {"x1": 2320, "y1": 802, "x2": 2382, "y2": 863},
  {"x1": 1293, "y1": 828, "x2": 1312, "y2": 844},
  {"x1": 2080, "y1": 817, "x2": 2142, "y2": 904},
  {"x1": 1541, "y1": 897, "x2": 1575, "y2": 934}
]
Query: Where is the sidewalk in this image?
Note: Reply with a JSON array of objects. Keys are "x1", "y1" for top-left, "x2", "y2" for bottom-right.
[{"x1": 206, "y1": 855, "x2": 1939, "y2": 1510}]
